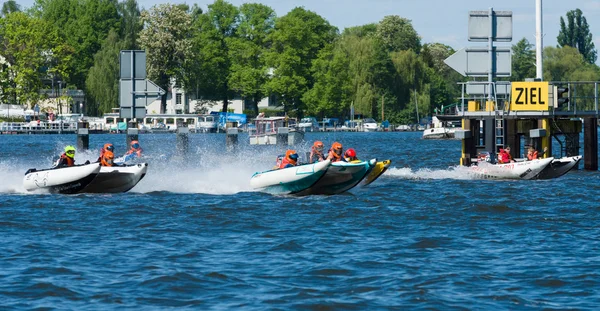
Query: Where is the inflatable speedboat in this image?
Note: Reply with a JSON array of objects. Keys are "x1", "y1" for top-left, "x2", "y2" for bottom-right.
[
  {"x1": 81, "y1": 163, "x2": 148, "y2": 193},
  {"x1": 23, "y1": 163, "x2": 101, "y2": 194},
  {"x1": 361, "y1": 159, "x2": 391, "y2": 186},
  {"x1": 296, "y1": 159, "x2": 376, "y2": 195},
  {"x1": 250, "y1": 160, "x2": 331, "y2": 195},
  {"x1": 468, "y1": 157, "x2": 554, "y2": 180}
]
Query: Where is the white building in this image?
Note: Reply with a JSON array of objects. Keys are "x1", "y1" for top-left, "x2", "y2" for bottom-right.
[{"x1": 145, "y1": 80, "x2": 281, "y2": 115}]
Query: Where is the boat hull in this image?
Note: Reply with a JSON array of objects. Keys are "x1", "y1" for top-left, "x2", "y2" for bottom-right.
[
  {"x1": 422, "y1": 127, "x2": 456, "y2": 139},
  {"x1": 23, "y1": 163, "x2": 101, "y2": 194},
  {"x1": 534, "y1": 156, "x2": 581, "y2": 179},
  {"x1": 297, "y1": 159, "x2": 376, "y2": 195},
  {"x1": 82, "y1": 163, "x2": 148, "y2": 193},
  {"x1": 362, "y1": 160, "x2": 392, "y2": 186},
  {"x1": 250, "y1": 160, "x2": 330, "y2": 195},
  {"x1": 468, "y1": 157, "x2": 554, "y2": 180}
]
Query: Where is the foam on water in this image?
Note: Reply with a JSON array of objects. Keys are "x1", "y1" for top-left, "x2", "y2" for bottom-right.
[{"x1": 385, "y1": 165, "x2": 478, "y2": 180}]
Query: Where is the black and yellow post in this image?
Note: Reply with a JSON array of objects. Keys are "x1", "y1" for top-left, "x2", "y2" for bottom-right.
[{"x1": 584, "y1": 117, "x2": 598, "y2": 170}]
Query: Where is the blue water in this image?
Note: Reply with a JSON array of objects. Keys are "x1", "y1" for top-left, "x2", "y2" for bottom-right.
[{"x1": 1, "y1": 132, "x2": 599, "y2": 310}]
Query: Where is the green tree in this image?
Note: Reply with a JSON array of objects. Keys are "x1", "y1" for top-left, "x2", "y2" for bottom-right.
[
  {"x1": 139, "y1": 3, "x2": 194, "y2": 113},
  {"x1": 375, "y1": 15, "x2": 421, "y2": 52},
  {"x1": 302, "y1": 41, "x2": 351, "y2": 117},
  {"x1": 191, "y1": 0, "x2": 239, "y2": 113},
  {"x1": 34, "y1": 0, "x2": 120, "y2": 89},
  {"x1": 85, "y1": 30, "x2": 124, "y2": 114},
  {"x1": 227, "y1": 3, "x2": 274, "y2": 115},
  {"x1": 265, "y1": 7, "x2": 337, "y2": 117},
  {"x1": 1, "y1": 0, "x2": 20, "y2": 16},
  {"x1": 511, "y1": 38, "x2": 536, "y2": 81},
  {"x1": 544, "y1": 45, "x2": 598, "y2": 81},
  {"x1": 557, "y1": 8, "x2": 597, "y2": 64},
  {"x1": 0, "y1": 12, "x2": 72, "y2": 107}
]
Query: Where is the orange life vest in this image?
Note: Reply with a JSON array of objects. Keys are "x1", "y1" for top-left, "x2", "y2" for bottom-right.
[
  {"x1": 527, "y1": 150, "x2": 538, "y2": 160},
  {"x1": 60, "y1": 153, "x2": 75, "y2": 166}
]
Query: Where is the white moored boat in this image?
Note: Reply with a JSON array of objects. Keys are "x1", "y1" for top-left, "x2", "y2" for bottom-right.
[
  {"x1": 296, "y1": 159, "x2": 376, "y2": 195},
  {"x1": 82, "y1": 163, "x2": 148, "y2": 193},
  {"x1": 251, "y1": 160, "x2": 331, "y2": 195},
  {"x1": 468, "y1": 157, "x2": 554, "y2": 180},
  {"x1": 23, "y1": 163, "x2": 101, "y2": 194}
]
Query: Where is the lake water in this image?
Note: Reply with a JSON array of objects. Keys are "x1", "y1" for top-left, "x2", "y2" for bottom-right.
[{"x1": 1, "y1": 132, "x2": 599, "y2": 310}]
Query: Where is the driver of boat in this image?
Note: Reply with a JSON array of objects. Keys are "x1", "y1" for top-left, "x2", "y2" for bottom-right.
[
  {"x1": 309, "y1": 141, "x2": 326, "y2": 163},
  {"x1": 278, "y1": 150, "x2": 299, "y2": 169},
  {"x1": 497, "y1": 146, "x2": 514, "y2": 164},
  {"x1": 344, "y1": 148, "x2": 358, "y2": 162},
  {"x1": 56, "y1": 145, "x2": 76, "y2": 167},
  {"x1": 327, "y1": 142, "x2": 344, "y2": 162}
]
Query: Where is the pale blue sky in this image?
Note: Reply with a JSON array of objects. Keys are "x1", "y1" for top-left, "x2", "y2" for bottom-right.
[{"x1": 12, "y1": 0, "x2": 600, "y2": 51}]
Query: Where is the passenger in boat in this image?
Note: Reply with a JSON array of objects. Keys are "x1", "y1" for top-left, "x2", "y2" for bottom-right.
[
  {"x1": 124, "y1": 140, "x2": 142, "y2": 160},
  {"x1": 309, "y1": 141, "x2": 326, "y2": 163},
  {"x1": 497, "y1": 146, "x2": 514, "y2": 164},
  {"x1": 327, "y1": 142, "x2": 344, "y2": 162},
  {"x1": 55, "y1": 145, "x2": 76, "y2": 167},
  {"x1": 344, "y1": 148, "x2": 358, "y2": 162},
  {"x1": 278, "y1": 150, "x2": 299, "y2": 169},
  {"x1": 527, "y1": 146, "x2": 548, "y2": 160}
]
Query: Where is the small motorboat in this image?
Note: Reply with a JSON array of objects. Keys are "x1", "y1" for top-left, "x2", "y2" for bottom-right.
[
  {"x1": 468, "y1": 157, "x2": 554, "y2": 180},
  {"x1": 534, "y1": 155, "x2": 581, "y2": 180},
  {"x1": 296, "y1": 159, "x2": 376, "y2": 195},
  {"x1": 82, "y1": 163, "x2": 148, "y2": 193},
  {"x1": 250, "y1": 159, "x2": 331, "y2": 195},
  {"x1": 362, "y1": 159, "x2": 392, "y2": 186},
  {"x1": 23, "y1": 163, "x2": 101, "y2": 194}
]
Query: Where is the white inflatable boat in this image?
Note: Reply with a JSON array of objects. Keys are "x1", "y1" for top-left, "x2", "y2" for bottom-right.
[
  {"x1": 81, "y1": 163, "x2": 148, "y2": 193},
  {"x1": 23, "y1": 163, "x2": 101, "y2": 194}
]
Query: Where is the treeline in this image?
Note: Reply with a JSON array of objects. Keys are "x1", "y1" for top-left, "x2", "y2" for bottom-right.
[{"x1": 0, "y1": 1, "x2": 599, "y2": 122}]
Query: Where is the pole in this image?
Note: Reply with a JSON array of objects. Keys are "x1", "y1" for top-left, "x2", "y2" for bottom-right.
[
  {"x1": 381, "y1": 95, "x2": 384, "y2": 121},
  {"x1": 535, "y1": 0, "x2": 543, "y2": 80},
  {"x1": 488, "y1": 7, "x2": 493, "y2": 102},
  {"x1": 414, "y1": 89, "x2": 419, "y2": 124},
  {"x1": 131, "y1": 51, "x2": 136, "y2": 121}
]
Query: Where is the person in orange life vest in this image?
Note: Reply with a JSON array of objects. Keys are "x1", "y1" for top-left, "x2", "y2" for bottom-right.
[
  {"x1": 126, "y1": 140, "x2": 142, "y2": 158},
  {"x1": 309, "y1": 141, "x2": 326, "y2": 163},
  {"x1": 97, "y1": 143, "x2": 115, "y2": 164},
  {"x1": 55, "y1": 145, "x2": 76, "y2": 168},
  {"x1": 100, "y1": 150, "x2": 115, "y2": 167},
  {"x1": 278, "y1": 150, "x2": 299, "y2": 169},
  {"x1": 527, "y1": 145, "x2": 548, "y2": 160},
  {"x1": 344, "y1": 148, "x2": 358, "y2": 162},
  {"x1": 327, "y1": 142, "x2": 344, "y2": 162},
  {"x1": 497, "y1": 146, "x2": 514, "y2": 164}
]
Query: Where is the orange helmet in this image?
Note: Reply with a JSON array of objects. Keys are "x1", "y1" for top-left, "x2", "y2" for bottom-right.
[
  {"x1": 313, "y1": 141, "x2": 324, "y2": 149},
  {"x1": 285, "y1": 149, "x2": 298, "y2": 165},
  {"x1": 103, "y1": 143, "x2": 115, "y2": 152}
]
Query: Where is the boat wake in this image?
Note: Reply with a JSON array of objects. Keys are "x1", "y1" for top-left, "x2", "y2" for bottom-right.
[{"x1": 385, "y1": 165, "x2": 479, "y2": 180}]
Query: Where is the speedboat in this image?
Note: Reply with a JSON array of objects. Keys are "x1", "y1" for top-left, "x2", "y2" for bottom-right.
[
  {"x1": 534, "y1": 155, "x2": 581, "y2": 179},
  {"x1": 467, "y1": 157, "x2": 554, "y2": 180},
  {"x1": 362, "y1": 159, "x2": 392, "y2": 186},
  {"x1": 422, "y1": 127, "x2": 456, "y2": 139},
  {"x1": 250, "y1": 160, "x2": 331, "y2": 195},
  {"x1": 82, "y1": 163, "x2": 148, "y2": 193},
  {"x1": 23, "y1": 163, "x2": 101, "y2": 194},
  {"x1": 296, "y1": 159, "x2": 376, "y2": 195}
]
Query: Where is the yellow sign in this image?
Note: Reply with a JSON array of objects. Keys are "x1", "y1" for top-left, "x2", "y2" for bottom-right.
[{"x1": 510, "y1": 81, "x2": 549, "y2": 111}]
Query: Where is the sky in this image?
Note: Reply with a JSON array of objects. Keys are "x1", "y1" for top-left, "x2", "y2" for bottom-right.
[{"x1": 11, "y1": 0, "x2": 600, "y2": 52}]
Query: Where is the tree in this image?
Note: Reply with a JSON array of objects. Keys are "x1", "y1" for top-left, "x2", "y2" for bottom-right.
[
  {"x1": 227, "y1": 3, "x2": 274, "y2": 115},
  {"x1": 302, "y1": 41, "x2": 351, "y2": 117},
  {"x1": 557, "y1": 9, "x2": 597, "y2": 64},
  {"x1": 511, "y1": 38, "x2": 536, "y2": 81},
  {"x1": 1, "y1": 0, "x2": 20, "y2": 16},
  {"x1": 0, "y1": 12, "x2": 72, "y2": 107},
  {"x1": 265, "y1": 7, "x2": 337, "y2": 117},
  {"x1": 139, "y1": 4, "x2": 194, "y2": 113},
  {"x1": 190, "y1": 0, "x2": 239, "y2": 113},
  {"x1": 375, "y1": 15, "x2": 421, "y2": 53},
  {"x1": 544, "y1": 45, "x2": 597, "y2": 81}
]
